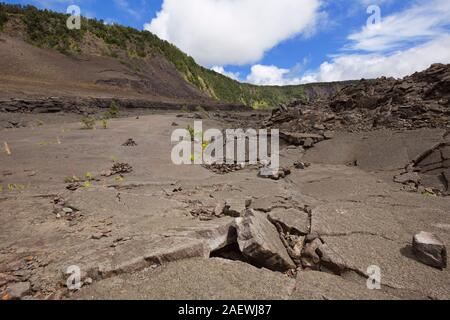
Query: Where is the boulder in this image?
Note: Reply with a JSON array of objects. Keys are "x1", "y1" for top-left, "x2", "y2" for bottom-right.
[
  {"x1": 412, "y1": 232, "x2": 447, "y2": 269},
  {"x1": 258, "y1": 167, "x2": 291, "y2": 180},
  {"x1": 236, "y1": 209, "x2": 296, "y2": 272}
]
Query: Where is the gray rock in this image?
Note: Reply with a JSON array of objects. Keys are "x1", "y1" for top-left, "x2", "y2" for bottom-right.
[
  {"x1": 267, "y1": 208, "x2": 310, "y2": 235},
  {"x1": 301, "y1": 238, "x2": 322, "y2": 269},
  {"x1": 412, "y1": 232, "x2": 447, "y2": 269},
  {"x1": 323, "y1": 131, "x2": 335, "y2": 140},
  {"x1": 214, "y1": 202, "x2": 226, "y2": 217},
  {"x1": 442, "y1": 147, "x2": 450, "y2": 160},
  {"x1": 284, "y1": 235, "x2": 305, "y2": 265},
  {"x1": 236, "y1": 209, "x2": 296, "y2": 272},
  {"x1": 223, "y1": 201, "x2": 244, "y2": 218},
  {"x1": 417, "y1": 150, "x2": 442, "y2": 166},
  {"x1": 294, "y1": 161, "x2": 311, "y2": 170},
  {"x1": 316, "y1": 243, "x2": 347, "y2": 275},
  {"x1": 62, "y1": 207, "x2": 74, "y2": 214},
  {"x1": 313, "y1": 124, "x2": 325, "y2": 131},
  {"x1": 258, "y1": 167, "x2": 291, "y2": 180},
  {"x1": 299, "y1": 238, "x2": 346, "y2": 274},
  {"x1": 303, "y1": 138, "x2": 315, "y2": 148},
  {"x1": 6, "y1": 282, "x2": 31, "y2": 300},
  {"x1": 394, "y1": 172, "x2": 421, "y2": 185}
]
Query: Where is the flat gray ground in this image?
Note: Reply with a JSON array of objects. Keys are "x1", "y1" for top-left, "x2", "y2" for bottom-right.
[{"x1": 0, "y1": 112, "x2": 449, "y2": 300}]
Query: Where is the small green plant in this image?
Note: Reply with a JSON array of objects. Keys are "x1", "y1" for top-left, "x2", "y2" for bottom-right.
[
  {"x1": 111, "y1": 155, "x2": 118, "y2": 162},
  {"x1": 115, "y1": 175, "x2": 124, "y2": 184},
  {"x1": 7, "y1": 184, "x2": 26, "y2": 192},
  {"x1": 81, "y1": 116, "x2": 96, "y2": 130},
  {"x1": 422, "y1": 190, "x2": 436, "y2": 197},
  {"x1": 187, "y1": 124, "x2": 195, "y2": 141},
  {"x1": 101, "y1": 118, "x2": 108, "y2": 129},
  {"x1": 181, "y1": 106, "x2": 189, "y2": 113},
  {"x1": 85, "y1": 172, "x2": 93, "y2": 181},
  {"x1": 106, "y1": 101, "x2": 119, "y2": 118},
  {"x1": 82, "y1": 181, "x2": 92, "y2": 188}
]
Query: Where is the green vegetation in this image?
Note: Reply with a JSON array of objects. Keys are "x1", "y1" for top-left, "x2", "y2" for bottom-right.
[
  {"x1": 186, "y1": 124, "x2": 195, "y2": 141},
  {"x1": 0, "y1": 4, "x2": 8, "y2": 30},
  {"x1": 0, "y1": 3, "x2": 307, "y2": 107},
  {"x1": 80, "y1": 116, "x2": 96, "y2": 129},
  {"x1": 101, "y1": 118, "x2": 108, "y2": 129},
  {"x1": 106, "y1": 101, "x2": 119, "y2": 118}
]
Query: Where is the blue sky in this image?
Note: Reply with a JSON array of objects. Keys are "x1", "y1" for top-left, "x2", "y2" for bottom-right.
[{"x1": 4, "y1": 0, "x2": 450, "y2": 84}]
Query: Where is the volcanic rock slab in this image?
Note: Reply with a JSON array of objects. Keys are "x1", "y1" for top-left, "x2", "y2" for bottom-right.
[
  {"x1": 236, "y1": 209, "x2": 296, "y2": 272},
  {"x1": 267, "y1": 208, "x2": 310, "y2": 236},
  {"x1": 413, "y1": 232, "x2": 447, "y2": 269}
]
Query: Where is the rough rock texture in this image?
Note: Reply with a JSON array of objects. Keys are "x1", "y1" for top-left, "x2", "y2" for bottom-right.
[
  {"x1": 4, "y1": 282, "x2": 31, "y2": 300},
  {"x1": 265, "y1": 64, "x2": 450, "y2": 133},
  {"x1": 74, "y1": 258, "x2": 295, "y2": 300},
  {"x1": 2, "y1": 110, "x2": 450, "y2": 300},
  {"x1": 267, "y1": 208, "x2": 310, "y2": 236},
  {"x1": 413, "y1": 232, "x2": 447, "y2": 269},
  {"x1": 291, "y1": 271, "x2": 397, "y2": 300},
  {"x1": 236, "y1": 209, "x2": 296, "y2": 272}
]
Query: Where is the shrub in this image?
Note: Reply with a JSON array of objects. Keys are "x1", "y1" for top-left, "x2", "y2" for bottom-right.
[
  {"x1": 101, "y1": 118, "x2": 108, "y2": 129},
  {"x1": 81, "y1": 116, "x2": 96, "y2": 129},
  {"x1": 106, "y1": 101, "x2": 119, "y2": 118},
  {"x1": 0, "y1": 7, "x2": 8, "y2": 30}
]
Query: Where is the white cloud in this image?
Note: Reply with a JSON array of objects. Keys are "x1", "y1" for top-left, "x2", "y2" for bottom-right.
[
  {"x1": 300, "y1": 35, "x2": 450, "y2": 82},
  {"x1": 246, "y1": 64, "x2": 302, "y2": 86},
  {"x1": 210, "y1": 66, "x2": 240, "y2": 81},
  {"x1": 144, "y1": 0, "x2": 321, "y2": 66},
  {"x1": 299, "y1": 0, "x2": 450, "y2": 83},
  {"x1": 348, "y1": 0, "x2": 450, "y2": 52}
]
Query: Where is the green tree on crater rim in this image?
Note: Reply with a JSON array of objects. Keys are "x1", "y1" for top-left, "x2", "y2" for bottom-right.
[{"x1": 0, "y1": 4, "x2": 9, "y2": 30}]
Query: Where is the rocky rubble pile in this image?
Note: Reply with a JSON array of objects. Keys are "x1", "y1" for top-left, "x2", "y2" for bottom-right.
[{"x1": 266, "y1": 64, "x2": 450, "y2": 132}]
